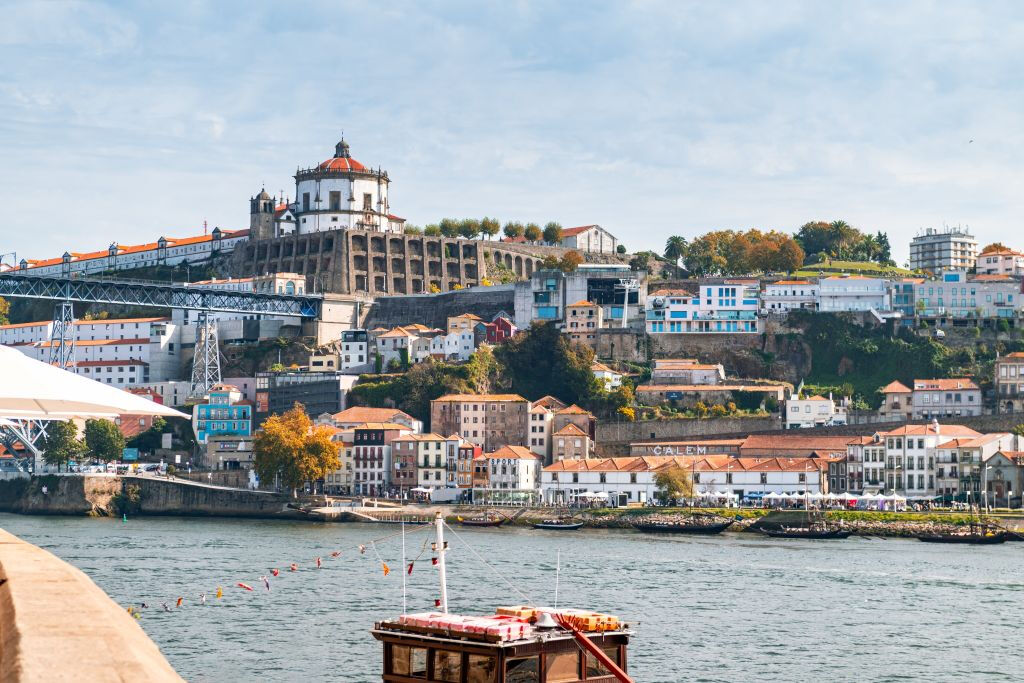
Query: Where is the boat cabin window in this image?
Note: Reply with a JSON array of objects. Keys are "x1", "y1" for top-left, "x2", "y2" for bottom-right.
[
  {"x1": 467, "y1": 654, "x2": 498, "y2": 683},
  {"x1": 585, "y1": 647, "x2": 621, "y2": 677},
  {"x1": 390, "y1": 645, "x2": 428, "y2": 678},
  {"x1": 506, "y1": 656, "x2": 540, "y2": 681},
  {"x1": 433, "y1": 650, "x2": 462, "y2": 682},
  {"x1": 546, "y1": 651, "x2": 580, "y2": 682}
]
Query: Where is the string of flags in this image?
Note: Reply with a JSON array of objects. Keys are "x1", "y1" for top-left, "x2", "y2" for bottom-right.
[{"x1": 124, "y1": 523, "x2": 438, "y2": 620}]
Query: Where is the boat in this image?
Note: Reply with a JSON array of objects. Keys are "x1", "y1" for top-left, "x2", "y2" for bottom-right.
[
  {"x1": 761, "y1": 526, "x2": 853, "y2": 539},
  {"x1": 632, "y1": 518, "x2": 734, "y2": 535},
  {"x1": 917, "y1": 531, "x2": 1007, "y2": 544},
  {"x1": 458, "y1": 515, "x2": 505, "y2": 527},
  {"x1": 372, "y1": 512, "x2": 635, "y2": 682},
  {"x1": 532, "y1": 519, "x2": 585, "y2": 530}
]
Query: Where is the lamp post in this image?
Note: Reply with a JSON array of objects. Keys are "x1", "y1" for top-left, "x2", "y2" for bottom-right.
[{"x1": 983, "y1": 465, "x2": 993, "y2": 513}]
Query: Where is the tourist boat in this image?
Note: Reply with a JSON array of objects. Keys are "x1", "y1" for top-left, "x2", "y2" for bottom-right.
[
  {"x1": 761, "y1": 525, "x2": 853, "y2": 540},
  {"x1": 631, "y1": 515, "x2": 734, "y2": 535},
  {"x1": 458, "y1": 515, "x2": 505, "y2": 527},
  {"x1": 372, "y1": 513, "x2": 634, "y2": 682},
  {"x1": 533, "y1": 519, "x2": 585, "y2": 530},
  {"x1": 917, "y1": 530, "x2": 1008, "y2": 544}
]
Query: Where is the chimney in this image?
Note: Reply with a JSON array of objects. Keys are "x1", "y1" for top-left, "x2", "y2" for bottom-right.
[{"x1": 932, "y1": 418, "x2": 940, "y2": 442}]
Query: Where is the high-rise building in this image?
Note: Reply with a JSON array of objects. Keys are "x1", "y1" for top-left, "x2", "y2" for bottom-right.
[{"x1": 909, "y1": 227, "x2": 978, "y2": 273}]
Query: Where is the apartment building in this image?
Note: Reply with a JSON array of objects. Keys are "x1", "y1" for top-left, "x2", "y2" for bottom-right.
[
  {"x1": 430, "y1": 394, "x2": 530, "y2": 451},
  {"x1": 484, "y1": 445, "x2": 541, "y2": 493},
  {"x1": 977, "y1": 249, "x2": 1024, "y2": 277},
  {"x1": 649, "y1": 359, "x2": 725, "y2": 385},
  {"x1": 817, "y1": 276, "x2": 890, "y2": 312},
  {"x1": 784, "y1": 394, "x2": 847, "y2": 429},
  {"x1": 191, "y1": 383, "x2": 252, "y2": 446},
  {"x1": 995, "y1": 352, "x2": 1024, "y2": 413},
  {"x1": 351, "y1": 422, "x2": 415, "y2": 495},
  {"x1": 564, "y1": 300, "x2": 603, "y2": 347},
  {"x1": 880, "y1": 423, "x2": 981, "y2": 496},
  {"x1": 914, "y1": 272, "x2": 1021, "y2": 320},
  {"x1": 934, "y1": 432, "x2": 1016, "y2": 499},
  {"x1": 762, "y1": 280, "x2": 818, "y2": 312},
  {"x1": 909, "y1": 227, "x2": 978, "y2": 273},
  {"x1": 646, "y1": 281, "x2": 762, "y2": 334},
  {"x1": 879, "y1": 378, "x2": 982, "y2": 420}
]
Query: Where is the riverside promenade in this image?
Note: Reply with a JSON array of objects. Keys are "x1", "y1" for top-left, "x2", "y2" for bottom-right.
[{"x1": 0, "y1": 527, "x2": 182, "y2": 681}]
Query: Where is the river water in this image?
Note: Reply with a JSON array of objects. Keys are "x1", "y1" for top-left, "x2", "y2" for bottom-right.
[{"x1": 2, "y1": 513, "x2": 1022, "y2": 682}]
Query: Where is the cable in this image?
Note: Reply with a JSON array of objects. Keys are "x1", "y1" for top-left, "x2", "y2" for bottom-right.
[{"x1": 443, "y1": 522, "x2": 535, "y2": 605}]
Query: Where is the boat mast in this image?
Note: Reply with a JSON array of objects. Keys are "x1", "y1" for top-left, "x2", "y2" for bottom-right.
[{"x1": 434, "y1": 511, "x2": 449, "y2": 613}]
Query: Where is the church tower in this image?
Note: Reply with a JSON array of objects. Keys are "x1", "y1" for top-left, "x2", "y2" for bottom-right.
[{"x1": 249, "y1": 188, "x2": 275, "y2": 240}]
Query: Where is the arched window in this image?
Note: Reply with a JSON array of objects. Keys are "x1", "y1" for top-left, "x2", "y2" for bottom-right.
[{"x1": 285, "y1": 281, "x2": 295, "y2": 295}]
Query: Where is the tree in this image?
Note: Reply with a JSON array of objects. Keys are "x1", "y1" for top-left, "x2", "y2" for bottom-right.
[
  {"x1": 524, "y1": 223, "x2": 542, "y2": 242},
  {"x1": 404, "y1": 225, "x2": 423, "y2": 235},
  {"x1": 43, "y1": 419, "x2": 85, "y2": 471},
  {"x1": 503, "y1": 221, "x2": 525, "y2": 240},
  {"x1": 654, "y1": 465, "x2": 694, "y2": 504},
  {"x1": 458, "y1": 218, "x2": 480, "y2": 239},
  {"x1": 253, "y1": 404, "x2": 340, "y2": 498},
  {"x1": 664, "y1": 235, "x2": 688, "y2": 276},
  {"x1": 0, "y1": 296, "x2": 8, "y2": 326},
  {"x1": 424, "y1": 224, "x2": 442, "y2": 237},
  {"x1": 1012, "y1": 424, "x2": 1024, "y2": 438},
  {"x1": 558, "y1": 251, "x2": 583, "y2": 272},
  {"x1": 543, "y1": 222, "x2": 563, "y2": 245},
  {"x1": 494, "y1": 322, "x2": 602, "y2": 408},
  {"x1": 629, "y1": 250, "x2": 658, "y2": 273},
  {"x1": 438, "y1": 218, "x2": 460, "y2": 238},
  {"x1": 981, "y1": 242, "x2": 1009, "y2": 254},
  {"x1": 480, "y1": 217, "x2": 501, "y2": 240},
  {"x1": 616, "y1": 244, "x2": 626, "y2": 254},
  {"x1": 127, "y1": 416, "x2": 167, "y2": 452},
  {"x1": 84, "y1": 418, "x2": 126, "y2": 463}
]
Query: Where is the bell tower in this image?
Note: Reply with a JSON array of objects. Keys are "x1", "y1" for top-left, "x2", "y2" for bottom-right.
[{"x1": 249, "y1": 188, "x2": 275, "y2": 240}]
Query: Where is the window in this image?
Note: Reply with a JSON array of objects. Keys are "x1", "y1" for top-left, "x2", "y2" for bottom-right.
[
  {"x1": 363, "y1": 193, "x2": 372, "y2": 210},
  {"x1": 505, "y1": 657, "x2": 539, "y2": 681},
  {"x1": 546, "y1": 651, "x2": 580, "y2": 683},
  {"x1": 329, "y1": 190, "x2": 341, "y2": 211},
  {"x1": 467, "y1": 655, "x2": 498, "y2": 683},
  {"x1": 433, "y1": 651, "x2": 462, "y2": 682}
]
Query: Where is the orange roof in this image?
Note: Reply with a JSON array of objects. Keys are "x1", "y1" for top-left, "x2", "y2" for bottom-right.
[
  {"x1": 544, "y1": 455, "x2": 827, "y2": 473},
  {"x1": 1, "y1": 317, "x2": 168, "y2": 330},
  {"x1": 486, "y1": 445, "x2": 539, "y2": 460},
  {"x1": 556, "y1": 404, "x2": 591, "y2": 415},
  {"x1": 354, "y1": 422, "x2": 415, "y2": 431},
  {"x1": 567, "y1": 300, "x2": 597, "y2": 307},
  {"x1": 650, "y1": 289, "x2": 691, "y2": 297},
  {"x1": 533, "y1": 395, "x2": 569, "y2": 410},
  {"x1": 970, "y1": 274, "x2": 1015, "y2": 282},
  {"x1": 19, "y1": 229, "x2": 247, "y2": 270},
  {"x1": 378, "y1": 327, "x2": 416, "y2": 339},
  {"x1": 592, "y1": 362, "x2": 617, "y2": 373},
  {"x1": 38, "y1": 338, "x2": 150, "y2": 348},
  {"x1": 770, "y1": 280, "x2": 813, "y2": 286},
  {"x1": 332, "y1": 407, "x2": 412, "y2": 423},
  {"x1": 880, "y1": 424, "x2": 981, "y2": 438},
  {"x1": 881, "y1": 380, "x2": 912, "y2": 393},
  {"x1": 936, "y1": 434, "x2": 1010, "y2": 449},
  {"x1": 1002, "y1": 352, "x2": 1024, "y2": 360},
  {"x1": 318, "y1": 156, "x2": 368, "y2": 172},
  {"x1": 738, "y1": 434, "x2": 863, "y2": 452},
  {"x1": 434, "y1": 394, "x2": 528, "y2": 402},
  {"x1": 913, "y1": 378, "x2": 979, "y2": 391},
  {"x1": 450, "y1": 313, "x2": 483, "y2": 320},
  {"x1": 0, "y1": 321, "x2": 51, "y2": 330},
  {"x1": 554, "y1": 423, "x2": 588, "y2": 437},
  {"x1": 561, "y1": 225, "x2": 599, "y2": 237}
]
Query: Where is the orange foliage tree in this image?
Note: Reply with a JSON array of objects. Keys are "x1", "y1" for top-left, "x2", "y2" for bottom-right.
[{"x1": 253, "y1": 403, "x2": 339, "y2": 497}]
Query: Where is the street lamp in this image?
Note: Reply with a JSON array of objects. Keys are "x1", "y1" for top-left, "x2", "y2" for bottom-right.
[{"x1": 982, "y1": 465, "x2": 993, "y2": 513}]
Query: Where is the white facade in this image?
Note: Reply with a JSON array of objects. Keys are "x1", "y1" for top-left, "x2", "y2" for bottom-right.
[
  {"x1": 914, "y1": 272, "x2": 1022, "y2": 319},
  {"x1": 559, "y1": 225, "x2": 618, "y2": 254},
  {"x1": 817, "y1": 276, "x2": 891, "y2": 312},
  {"x1": 785, "y1": 395, "x2": 848, "y2": 429},
  {"x1": 977, "y1": 250, "x2": 1024, "y2": 277},
  {"x1": 646, "y1": 282, "x2": 762, "y2": 334},
  {"x1": 487, "y1": 449, "x2": 540, "y2": 491},
  {"x1": 762, "y1": 280, "x2": 818, "y2": 312},
  {"x1": 909, "y1": 227, "x2": 978, "y2": 273},
  {"x1": 339, "y1": 329, "x2": 371, "y2": 372}
]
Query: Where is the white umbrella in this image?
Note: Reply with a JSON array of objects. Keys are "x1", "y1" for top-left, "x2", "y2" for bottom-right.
[{"x1": 0, "y1": 346, "x2": 186, "y2": 420}]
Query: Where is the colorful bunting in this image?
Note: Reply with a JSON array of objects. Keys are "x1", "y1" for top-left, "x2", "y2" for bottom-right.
[
  {"x1": 382, "y1": 562, "x2": 390, "y2": 576},
  {"x1": 237, "y1": 582, "x2": 254, "y2": 591},
  {"x1": 407, "y1": 562, "x2": 415, "y2": 575}
]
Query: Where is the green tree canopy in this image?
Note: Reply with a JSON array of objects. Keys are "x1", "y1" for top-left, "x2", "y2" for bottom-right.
[
  {"x1": 524, "y1": 223, "x2": 543, "y2": 242},
  {"x1": 480, "y1": 217, "x2": 501, "y2": 239},
  {"x1": 43, "y1": 419, "x2": 85, "y2": 471},
  {"x1": 424, "y1": 224, "x2": 442, "y2": 237},
  {"x1": 127, "y1": 416, "x2": 168, "y2": 452},
  {"x1": 503, "y1": 221, "x2": 525, "y2": 239},
  {"x1": 543, "y1": 222, "x2": 563, "y2": 245},
  {"x1": 654, "y1": 466, "x2": 695, "y2": 503},
  {"x1": 438, "y1": 218, "x2": 460, "y2": 238},
  {"x1": 458, "y1": 218, "x2": 480, "y2": 239},
  {"x1": 84, "y1": 419, "x2": 126, "y2": 463},
  {"x1": 494, "y1": 322, "x2": 601, "y2": 407},
  {"x1": 253, "y1": 404, "x2": 340, "y2": 497}
]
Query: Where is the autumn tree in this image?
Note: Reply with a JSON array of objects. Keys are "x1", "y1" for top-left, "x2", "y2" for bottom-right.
[
  {"x1": 480, "y1": 217, "x2": 501, "y2": 240},
  {"x1": 524, "y1": 223, "x2": 543, "y2": 242},
  {"x1": 654, "y1": 465, "x2": 695, "y2": 504},
  {"x1": 458, "y1": 218, "x2": 480, "y2": 239},
  {"x1": 981, "y1": 242, "x2": 1009, "y2": 254},
  {"x1": 84, "y1": 418, "x2": 126, "y2": 463},
  {"x1": 558, "y1": 251, "x2": 583, "y2": 272},
  {"x1": 503, "y1": 221, "x2": 525, "y2": 240},
  {"x1": 543, "y1": 222, "x2": 563, "y2": 245},
  {"x1": 0, "y1": 296, "x2": 9, "y2": 326},
  {"x1": 684, "y1": 230, "x2": 803, "y2": 276},
  {"x1": 43, "y1": 419, "x2": 85, "y2": 471},
  {"x1": 254, "y1": 404, "x2": 340, "y2": 497}
]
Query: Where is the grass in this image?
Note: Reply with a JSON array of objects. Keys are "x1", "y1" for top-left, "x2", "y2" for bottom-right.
[{"x1": 793, "y1": 260, "x2": 916, "y2": 278}]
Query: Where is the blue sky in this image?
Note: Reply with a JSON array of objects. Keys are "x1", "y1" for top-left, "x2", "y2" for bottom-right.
[{"x1": 2, "y1": 1, "x2": 1023, "y2": 266}]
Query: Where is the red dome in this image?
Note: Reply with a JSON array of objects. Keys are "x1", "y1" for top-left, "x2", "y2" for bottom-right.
[{"x1": 318, "y1": 156, "x2": 367, "y2": 172}]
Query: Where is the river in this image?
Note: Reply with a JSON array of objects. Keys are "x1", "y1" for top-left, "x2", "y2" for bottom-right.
[{"x1": 1, "y1": 513, "x2": 1022, "y2": 682}]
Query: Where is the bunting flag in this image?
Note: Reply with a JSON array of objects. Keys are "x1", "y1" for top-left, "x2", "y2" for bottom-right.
[
  {"x1": 176, "y1": 597, "x2": 183, "y2": 607},
  {"x1": 435, "y1": 599, "x2": 442, "y2": 607},
  {"x1": 432, "y1": 557, "x2": 438, "y2": 566},
  {"x1": 407, "y1": 562, "x2": 415, "y2": 575},
  {"x1": 359, "y1": 545, "x2": 366, "y2": 555},
  {"x1": 237, "y1": 582, "x2": 254, "y2": 591},
  {"x1": 316, "y1": 557, "x2": 322, "y2": 569},
  {"x1": 290, "y1": 563, "x2": 298, "y2": 572},
  {"x1": 382, "y1": 562, "x2": 390, "y2": 577},
  {"x1": 262, "y1": 576, "x2": 271, "y2": 592},
  {"x1": 330, "y1": 551, "x2": 342, "y2": 558},
  {"x1": 216, "y1": 587, "x2": 223, "y2": 599},
  {"x1": 271, "y1": 568, "x2": 280, "y2": 577}
]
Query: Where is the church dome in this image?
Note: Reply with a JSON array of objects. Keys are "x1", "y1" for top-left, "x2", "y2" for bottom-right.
[
  {"x1": 255, "y1": 188, "x2": 271, "y2": 200},
  {"x1": 317, "y1": 137, "x2": 368, "y2": 172}
]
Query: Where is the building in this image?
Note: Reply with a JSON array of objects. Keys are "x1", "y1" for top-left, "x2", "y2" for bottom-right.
[
  {"x1": 540, "y1": 456, "x2": 829, "y2": 506},
  {"x1": 191, "y1": 384, "x2": 252, "y2": 446},
  {"x1": 879, "y1": 423, "x2": 981, "y2": 496},
  {"x1": 564, "y1": 300, "x2": 603, "y2": 347},
  {"x1": 981, "y1": 451, "x2": 1024, "y2": 507},
  {"x1": 338, "y1": 329, "x2": 372, "y2": 372},
  {"x1": 913, "y1": 272, "x2": 1022, "y2": 321},
  {"x1": 430, "y1": 394, "x2": 530, "y2": 451},
  {"x1": 784, "y1": 394, "x2": 847, "y2": 429},
  {"x1": 477, "y1": 314, "x2": 517, "y2": 345},
  {"x1": 645, "y1": 281, "x2": 762, "y2": 334},
  {"x1": 447, "y1": 313, "x2": 484, "y2": 334},
  {"x1": 16, "y1": 228, "x2": 249, "y2": 277},
  {"x1": 636, "y1": 383, "x2": 787, "y2": 408},
  {"x1": 649, "y1": 359, "x2": 724, "y2": 385},
  {"x1": 878, "y1": 378, "x2": 982, "y2": 420},
  {"x1": 454, "y1": 443, "x2": 482, "y2": 493},
  {"x1": 206, "y1": 435, "x2": 255, "y2": 471},
  {"x1": 527, "y1": 395, "x2": 566, "y2": 461},
  {"x1": 481, "y1": 445, "x2": 541, "y2": 500},
  {"x1": 254, "y1": 371, "x2": 358, "y2": 427},
  {"x1": 351, "y1": 422, "x2": 415, "y2": 495},
  {"x1": 552, "y1": 423, "x2": 593, "y2": 461},
  {"x1": 330, "y1": 406, "x2": 422, "y2": 433},
  {"x1": 846, "y1": 435, "x2": 885, "y2": 494},
  {"x1": 977, "y1": 249, "x2": 1024, "y2": 277},
  {"x1": 592, "y1": 362, "x2": 623, "y2": 390},
  {"x1": 909, "y1": 226, "x2": 978, "y2": 273},
  {"x1": 323, "y1": 426, "x2": 354, "y2": 495},
  {"x1": 513, "y1": 267, "x2": 646, "y2": 331},
  {"x1": 935, "y1": 432, "x2": 1016, "y2": 499},
  {"x1": 817, "y1": 276, "x2": 891, "y2": 312},
  {"x1": 890, "y1": 278, "x2": 924, "y2": 318},
  {"x1": 762, "y1": 280, "x2": 818, "y2": 312},
  {"x1": 558, "y1": 225, "x2": 618, "y2": 254},
  {"x1": 995, "y1": 352, "x2": 1024, "y2": 413},
  {"x1": 878, "y1": 381, "x2": 914, "y2": 421}
]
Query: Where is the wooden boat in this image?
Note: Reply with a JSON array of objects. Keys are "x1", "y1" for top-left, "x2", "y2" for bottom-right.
[
  {"x1": 761, "y1": 527, "x2": 853, "y2": 540},
  {"x1": 373, "y1": 512, "x2": 634, "y2": 682},
  {"x1": 458, "y1": 516, "x2": 505, "y2": 527},
  {"x1": 917, "y1": 531, "x2": 1008, "y2": 544},
  {"x1": 532, "y1": 520, "x2": 584, "y2": 530},
  {"x1": 632, "y1": 518, "x2": 734, "y2": 535}
]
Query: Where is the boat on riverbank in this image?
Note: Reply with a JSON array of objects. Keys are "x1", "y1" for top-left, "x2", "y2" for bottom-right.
[
  {"x1": 532, "y1": 519, "x2": 584, "y2": 530},
  {"x1": 917, "y1": 531, "x2": 1007, "y2": 544},
  {"x1": 761, "y1": 526, "x2": 853, "y2": 540},
  {"x1": 458, "y1": 515, "x2": 505, "y2": 527},
  {"x1": 631, "y1": 515, "x2": 734, "y2": 535}
]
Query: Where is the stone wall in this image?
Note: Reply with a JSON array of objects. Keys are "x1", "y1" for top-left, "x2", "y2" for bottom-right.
[
  {"x1": 0, "y1": 528, "x2": 183, "y2": 681},
  {"x1": 596, "y1": 416, "x2": 781, "y2": 453},
  {"x1": 363, "y1": 285, "x2": 516, "y2": 330},
  {"x1": 130, "y1": 476, "x2": 291, "y2": 517}
]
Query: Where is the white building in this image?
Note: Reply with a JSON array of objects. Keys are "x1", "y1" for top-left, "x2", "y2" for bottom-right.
[
  {"x1": 558, "y1": 225, "x2": 619, "y2": 254},
  {"x1": 880, "y1": 424, "x2": 982, "y2": 496},
  {"x1": 914, "y1": 272, "x2": 1022, "y2": 320},
  {"x1": 540, "y1": 455, "x2": 829, "y2": 505},
  {"x1": 977, "y1": 249, "x2": 1024, "y2": 277},
  {"x1": 817, "y1": 276, "x2": 891, "y2": 312},
  {"x1": 17, "y1": 228, "x2": 248, "y2": 277},
  {"x1": 784, "y1": 394, "x2": 847, "y2": 429},
  {"x1": 592, "y1": 362, "x2": 623, "y2": 390},
  {"x1": 909, "y1": 226, "x2": 978, "y2": 273},
  {"x1": 649, "y1": 359, "x2": 725, "y2": 385},
  {"x1": 762, "y1": 280, "x2": 818, "y2": 312},
  {"x1": 646, "y1": 281, "x2": 762, "y2": 334},
  {"x1": 339, "y1": 329, "x2": 372, "y2": 372},
  {"x1": 252, "y1": 138, "x2": 405, "y2": 238},
  {"x1": 485, "y1": 445, "x2": 541, "y2": 491}
]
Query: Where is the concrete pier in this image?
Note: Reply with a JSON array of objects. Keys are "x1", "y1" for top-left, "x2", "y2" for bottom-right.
[{"x1": 0, "y1": 528, "x2": 183, "y2": 681}]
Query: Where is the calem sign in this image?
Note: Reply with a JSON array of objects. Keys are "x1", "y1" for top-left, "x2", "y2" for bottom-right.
[{"x1": 650, "y1": 445, "x2": 707, "y2": 456}]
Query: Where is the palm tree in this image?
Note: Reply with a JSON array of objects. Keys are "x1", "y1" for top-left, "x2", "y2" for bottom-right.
[{"x1": 664, "y1": 235, "x2": 688, "y2": 276}]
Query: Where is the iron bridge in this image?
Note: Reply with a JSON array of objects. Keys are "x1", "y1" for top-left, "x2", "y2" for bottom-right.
[{"x1": 0, "y1": 273, "x2": 322, "y2": 317}]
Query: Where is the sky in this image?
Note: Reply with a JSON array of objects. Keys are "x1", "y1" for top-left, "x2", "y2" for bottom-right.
[{"x1": 2, "y1": 0, "x2": 1023, "y2": 267}]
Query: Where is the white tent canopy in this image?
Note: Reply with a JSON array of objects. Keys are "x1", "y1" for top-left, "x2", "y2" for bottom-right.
[{"x1": 0, "y1": 345, "x2": 187, "y2": 420}]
